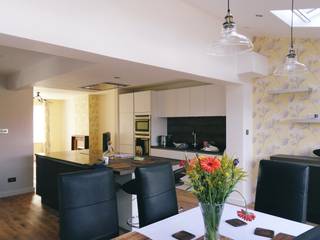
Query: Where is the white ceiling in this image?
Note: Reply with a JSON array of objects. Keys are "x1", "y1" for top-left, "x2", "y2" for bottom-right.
[
  {"x1": 2, "y1": 1, "x2": 320, "y2": 93},
  {"x1": 183, "y1": 0, "x2": 320, "y2": 38},
  {"x1": 35, "y1": 58, "x2": 226, "y2": 92},
  {"x1": 0, "y1": 45, "x2": 51, "y2": 76}
]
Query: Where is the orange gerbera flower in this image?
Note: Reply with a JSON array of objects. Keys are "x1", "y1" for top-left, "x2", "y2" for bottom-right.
[{"x1": 200, "y1": 157, "x2": 221, "y2": 173}]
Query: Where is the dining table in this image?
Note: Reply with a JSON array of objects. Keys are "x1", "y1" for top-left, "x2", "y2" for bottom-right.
[{"x1": 115, "y1": 203, "x2": 313, "y2": 240}]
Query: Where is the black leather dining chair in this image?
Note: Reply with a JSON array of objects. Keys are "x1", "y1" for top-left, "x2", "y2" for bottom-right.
[
  {"x1": 295, "y1": 226, "x2": 320, "y2": 240},
  {"x1": 58, "y1": 168, "x2": 119, "y2": 240},
  {"x1": 135, "y1": 162, "x2": 179, "y2": 228},
  {"x1": 255, "y1": 160, "x2": 309, "y2": 223}
]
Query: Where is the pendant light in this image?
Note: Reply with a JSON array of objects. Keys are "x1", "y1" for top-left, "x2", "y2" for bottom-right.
[
  {"x1": 273, "y1": 0, "x2": 308, "y2": 77},
  {"x1": 208, "y1": 0, "x2": 253, "y2": 56},
  {"x1": 34, "y1": 92, "x2": 47, "y2": 103}
]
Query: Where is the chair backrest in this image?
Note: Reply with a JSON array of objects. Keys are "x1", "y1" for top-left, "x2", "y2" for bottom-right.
[
  {"x1": 135, "y1": 162, "x2": 178, "y2": 228},
  {"x1": 58, "y1": 168, "x2": 118, "y2": 240},
  {"x1": 295, "y1": 226, "x2": 320, "y2": 240},
  {"x1": 255, "y1": 160, "x2": 309, "y2": 222}
]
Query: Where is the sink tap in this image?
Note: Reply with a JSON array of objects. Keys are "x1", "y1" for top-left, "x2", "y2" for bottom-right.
[{"x1": 192, "y1": 130, "x2": 197, "y2": 149}]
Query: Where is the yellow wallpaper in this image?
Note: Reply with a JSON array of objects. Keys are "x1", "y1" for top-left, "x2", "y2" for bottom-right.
[
  {"x1": 48, "y1": 100, "x2": 68, "y2": 152},
  {"x1": 74, "y1": 96, "x2": 89, "y2": 136},
  {"x1": 89, "y1": 95, "x2": 100, "y2": 153},
  {"x1": 253, "y1": 37, "x2": 320, "y2": 163},
  {"x1": 88, "y1": 90, "x2": 119, "y2": 153}
]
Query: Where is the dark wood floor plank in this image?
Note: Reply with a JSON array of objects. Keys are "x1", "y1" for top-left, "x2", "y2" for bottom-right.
[
  {"x1": 0, "y1": 189, "x2": 198, "y2": 240},
  {"x1": 0, "y1": 193, "x2": 59, "y2": 240}
]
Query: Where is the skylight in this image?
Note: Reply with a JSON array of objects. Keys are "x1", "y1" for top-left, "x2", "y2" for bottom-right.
[{"x1": 271, "y1": 8, "x2": 320, "y2": 27}]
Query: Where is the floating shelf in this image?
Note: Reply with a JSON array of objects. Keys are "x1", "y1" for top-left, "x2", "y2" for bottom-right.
[
  {"x1": 268, "y1": 87, "x2": 313, "y2": 95},
  {"x1": 293, "y1": 119, "x2": 320, "y2": 124},
  {"x1": 281, "y1": 118, "x2": 320, "y2": 124}
]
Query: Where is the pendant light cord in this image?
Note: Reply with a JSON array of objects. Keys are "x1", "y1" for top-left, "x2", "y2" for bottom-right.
[
  {"x1": 291, "y1": 0, "x2": 294, "y2": 49},
  {"x1": 227, "y1": 0, "x2": 230, "y2": 14}
]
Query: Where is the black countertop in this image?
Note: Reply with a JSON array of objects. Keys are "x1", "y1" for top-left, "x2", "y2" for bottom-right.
[
  {"x1": 36, "y1": 150, "x2": 180, "y2": 175},
  {"x1": 151, "y1": 146, "x2": 223, "y2": 155}
]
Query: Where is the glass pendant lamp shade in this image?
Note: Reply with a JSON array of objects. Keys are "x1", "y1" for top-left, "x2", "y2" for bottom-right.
[
  {"x1": 273, "y1": 49, "x2": 309, "y2": 76},
  {"x1": 208, "y1": 0, "x2": 253, "y2": 56},
  {"x1": 273, "y1": 0, "x2": 309, "y2": 77},
  {"x1": 209, "y1": 25, "x2": 253, "y2": 56}
]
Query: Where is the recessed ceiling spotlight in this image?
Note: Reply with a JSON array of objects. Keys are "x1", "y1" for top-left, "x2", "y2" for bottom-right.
[
  {"x1": 113, "y1": 76, "x2": 120, "y2": 79},
  {"x1": 256, "y1": 14, "x2": 263, "y2": 17}
]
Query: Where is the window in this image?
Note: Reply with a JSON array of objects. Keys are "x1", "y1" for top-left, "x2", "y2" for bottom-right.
[
  {"x1": 33, "y1": 104, "x2": 45, "y2": 143},
  {"x1": 271, "y1": 8, "x2": 320, "y2": 27}
]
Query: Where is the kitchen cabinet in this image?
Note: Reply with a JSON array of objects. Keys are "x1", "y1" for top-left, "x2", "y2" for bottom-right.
[
  {"x1": 119, "y1": 93, "x2": 133, "y2": 113},
  {"x1": 189, "y1": 86, "x2": 205, "y2": 116},
  {"x1": 158, "y1": 88, "x2": 189, "y2": 117},
  {"x1": 175, "y1": 88, "x2": 190, "y2": 116},
  {"x1": 119, "y1": 144, "x2": 134, "y2": 154},
  {"x1": 205, "y1": 84, "x2": 226, "y2": 116},
  {"x1": 134, "y1": 91, "x2": 151, "y2": 114},
  {"x1": 163, "y1": 89, "x2": 176, "y2": 117},
  {"x1": 119, "y1": 112, "x2": 134, "y2": 145},
  {"x1": 119, "y1": 93, "x2": 134, "y2": 154},
  {"x1": 157, "y1": 85, "x2": 225, "y2": 117},
  {"x1": 150, "y1": 148, "x2": 221, "y2": 160}
]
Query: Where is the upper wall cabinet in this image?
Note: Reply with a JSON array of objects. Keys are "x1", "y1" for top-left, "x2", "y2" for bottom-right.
[
  {"x1": 205, "y1": 84, "x2": 226, "y2": 116},
  {"x1": 163, "y1": 89, "x2": 177, "y2": 117},
  {"x1": 157, "y1": 85, "x2": 226, "y2": 117},
  {"x1": 134, "y1": 91, "x2": 151, "y2": 114},
  {"x1": 175, "y1": 88, "x2": 190, "y2": 117},
  {"x1": 189, "y1": 86, "x2": 206, "y2": 116}
]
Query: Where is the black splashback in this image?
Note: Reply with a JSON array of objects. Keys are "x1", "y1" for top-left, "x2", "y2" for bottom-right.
[{"x1": 167, "y1": 117, "x2": 226, "y2": 152}]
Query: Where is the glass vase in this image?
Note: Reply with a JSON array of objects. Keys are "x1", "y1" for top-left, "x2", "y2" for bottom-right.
[{"x1": 200, "y1": 202, "x2": 224, "y2": 240}]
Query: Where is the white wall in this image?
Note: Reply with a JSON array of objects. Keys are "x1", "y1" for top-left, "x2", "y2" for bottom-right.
[
  {"x1": 226, "y1": 82, "x2": 254, "y2": 205},
  {"x1": 0, "y1": 83, "x2": 33, "y2": 197}
]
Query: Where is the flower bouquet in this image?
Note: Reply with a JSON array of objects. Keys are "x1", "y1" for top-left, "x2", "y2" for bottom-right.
[{"x1": 180, "y1": 154, "x2": 254, "y2": 240}]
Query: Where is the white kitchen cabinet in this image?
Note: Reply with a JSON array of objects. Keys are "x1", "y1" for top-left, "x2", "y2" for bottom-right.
[
  {"x1": 119, "y1": 144, "x2": 134, "y2": 154},
  {"x1": 162, "y1": 89, "x2": 176, "y2": 117},
  {"x1": 156, "y1": 85, "x2": 226, "y2": 117},
  {"x1": 152, "y1": 91, "x2": 165, "y2": 117},
  {"x1": 175, "y1": 88, "x2": 189, "y2": 116},
  {"x1": 189, "y1": 86, "x2": 205, "y2": 116},
  {"x1": 134, "y1": 91, "x2": 151, "y2": 114},
  {"x1": 119, "y1": 93, "x2": 134, "y2": 154},
  {"x1": 119, "y1": 93, "x2": 133, "y2": 113},
  {"x1": 205, "y1": 84, "x2": 226, "y2": 116},
  {"x1": 150, "y1": 148, "x2": 221, "y2": 160},
  {"x1": 119, "y1": 112, "x2": 134, "y2": 145}
]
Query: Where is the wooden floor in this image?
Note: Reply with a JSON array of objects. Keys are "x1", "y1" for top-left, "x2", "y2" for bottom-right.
[
  {"x1": 0, "y1": 190, "x2": 198, "y2": 240},
  {"x1": 0, "y1": 193, "x2": 59, "y2": 240}
]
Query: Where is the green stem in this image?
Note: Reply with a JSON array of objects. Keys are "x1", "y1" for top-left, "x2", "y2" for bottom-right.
[{"x1": 232, "y1": 189, "x2": 248, "y2": 212}]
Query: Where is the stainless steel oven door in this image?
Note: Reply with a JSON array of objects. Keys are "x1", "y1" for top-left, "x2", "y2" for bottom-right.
[
  {"x1": 135, "y1": 135, "x2": 150, "y2": 156},
  {"x1": 135, "y1": 115, "x2": 150, "y2": 135}
]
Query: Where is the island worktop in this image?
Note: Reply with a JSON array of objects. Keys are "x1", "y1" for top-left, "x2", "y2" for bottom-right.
[
  {"x1": 35, "y1": 150, "x2": 180, "y2": 216},
  {"x1": 36, "y1": 150, "x2": 180, "y2": 175}
]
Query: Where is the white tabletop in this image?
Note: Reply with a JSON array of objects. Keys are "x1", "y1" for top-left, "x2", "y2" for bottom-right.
[{"x1": 136, "y1": 203, "x2": 313, "y2": 240}]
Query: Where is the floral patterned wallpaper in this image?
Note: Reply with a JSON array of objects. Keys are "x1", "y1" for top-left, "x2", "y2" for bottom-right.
[
  {"x1": 89, "y1": 95, "x2": 100, "y2": 153},
  {"x1": 253, "y1": 37, "x2": 320, "y2": 164},
  {"x1": 74, "y1": 96, "x2": 89, "y2": 136}
]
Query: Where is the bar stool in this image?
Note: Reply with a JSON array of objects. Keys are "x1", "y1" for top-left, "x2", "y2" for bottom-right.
[{"x1": 58, "y1": 169, "x2": 119, "y2": 240}]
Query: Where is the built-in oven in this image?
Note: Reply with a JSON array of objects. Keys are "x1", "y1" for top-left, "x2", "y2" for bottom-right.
[
  {"x1": 135, "y1": 135, "x2": 150, "y2": 156},
  {"x1": 134, "y1": 115, "x2": 150, "y2": 135},
  {"x1": 134, "y1": 115, "x2": 151, "y2": 156}
]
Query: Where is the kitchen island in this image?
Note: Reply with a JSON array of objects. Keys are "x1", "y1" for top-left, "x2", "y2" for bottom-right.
[{"x1": 35, "y1": 150, "x2": 179, "y2": 230}]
